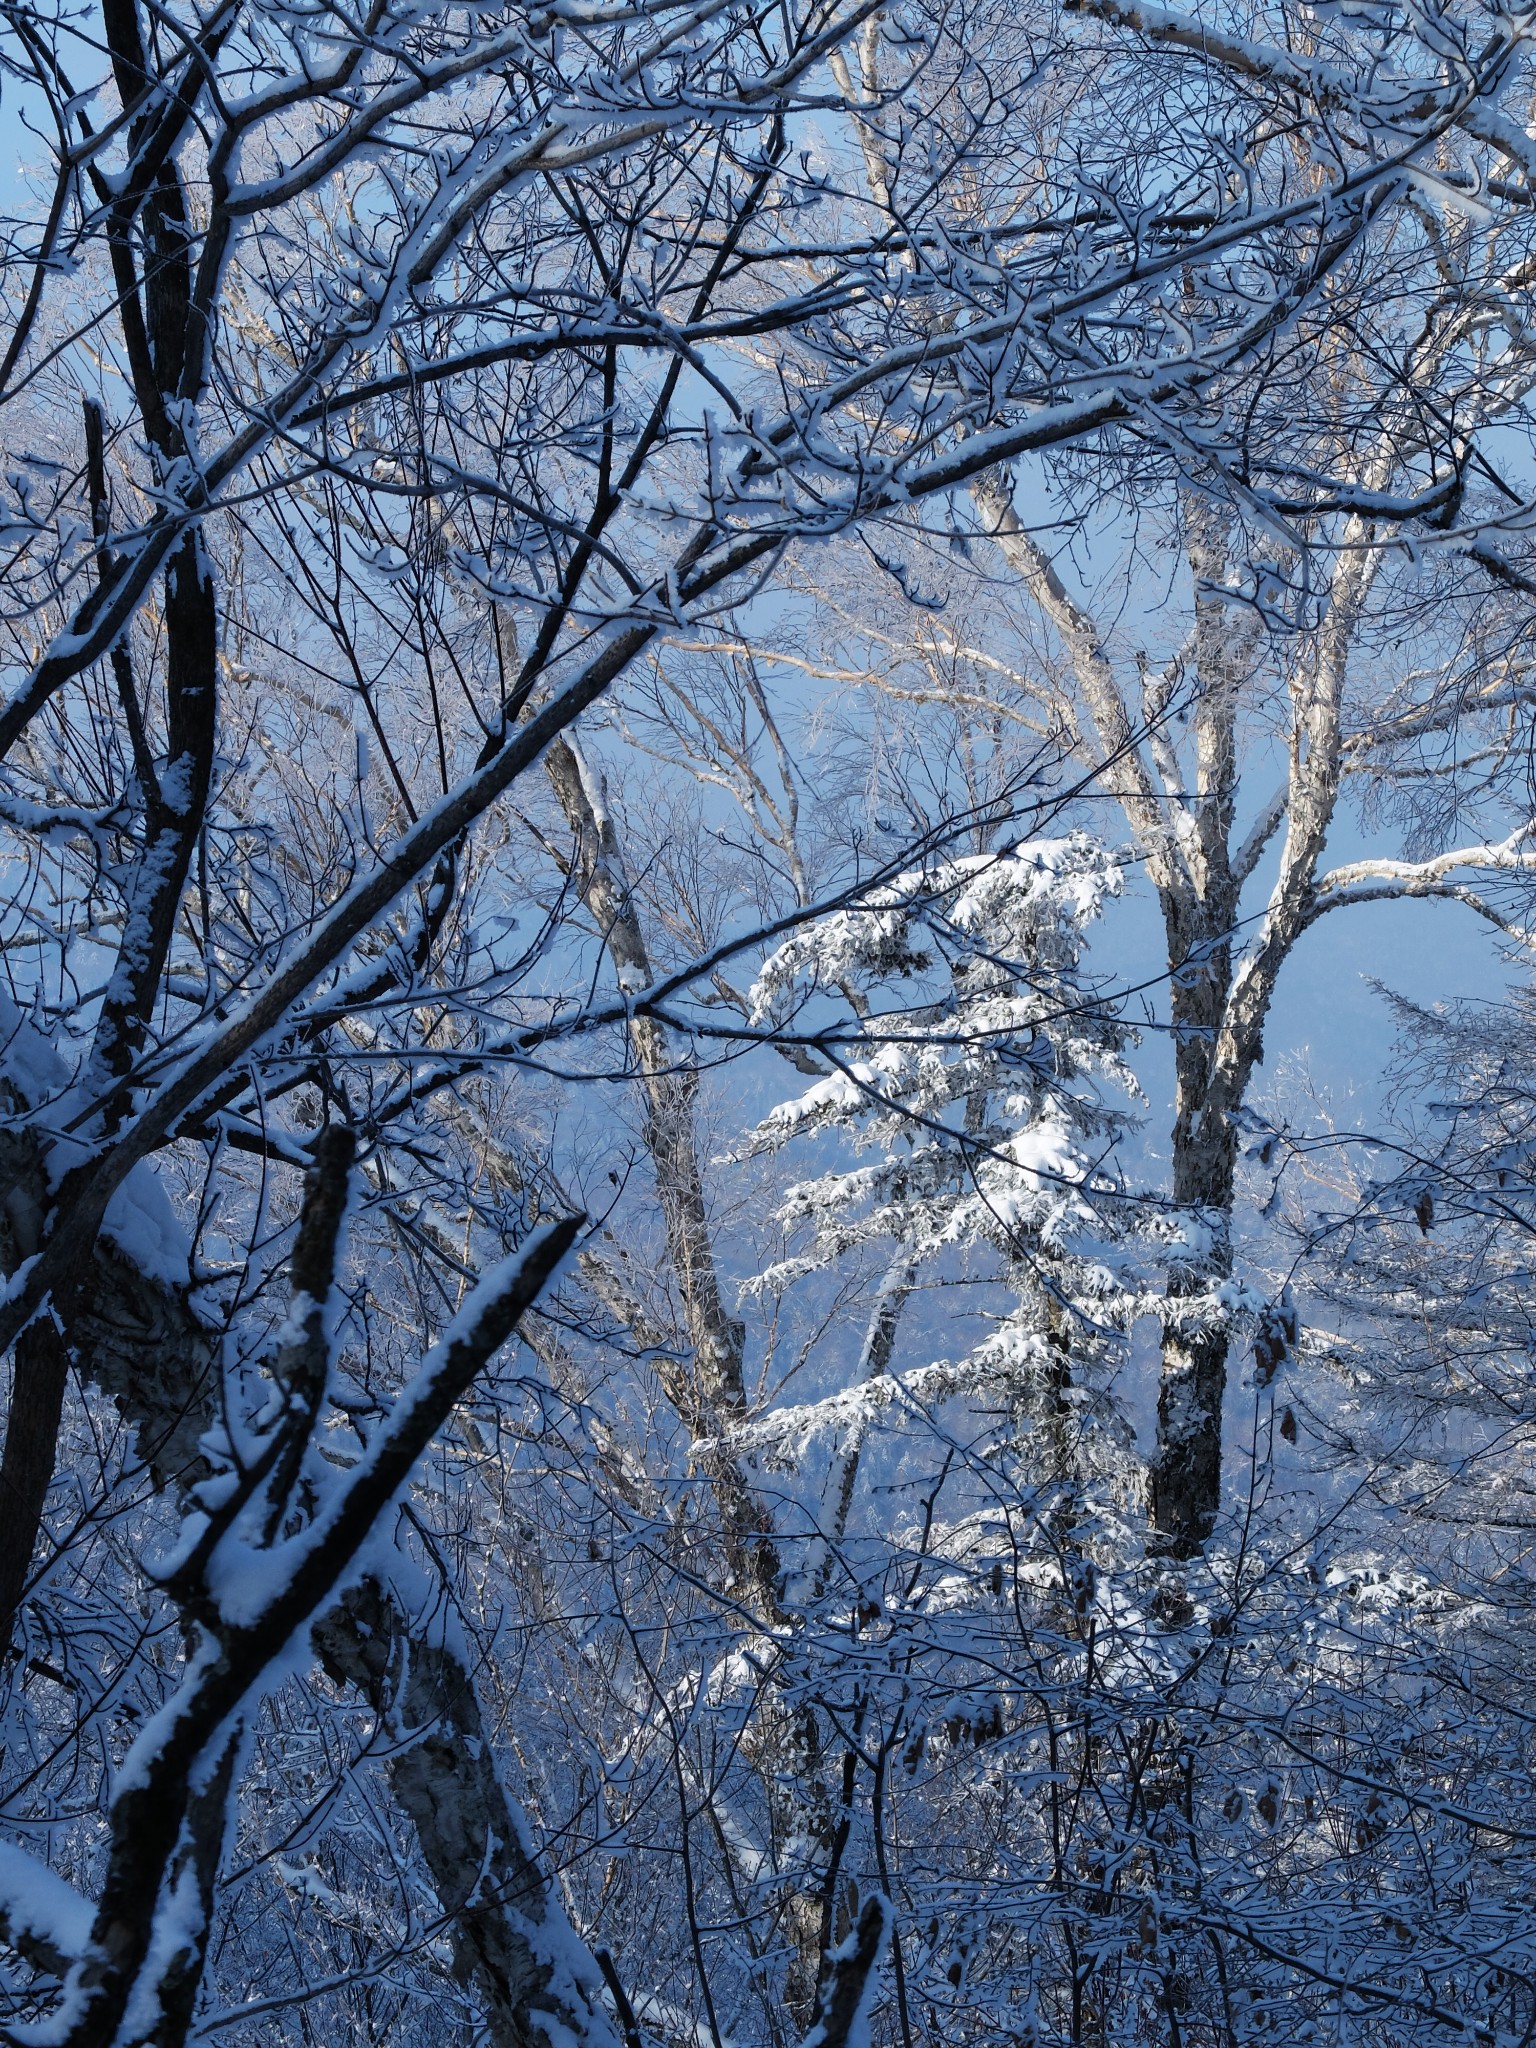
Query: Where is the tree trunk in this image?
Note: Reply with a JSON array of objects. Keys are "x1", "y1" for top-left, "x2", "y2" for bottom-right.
[
  {"x1": 314, "y1": 1581, "x2": 617, "y2": 2048},
  {"x1": 1150, "y1": 886, "x2": 1241, "y2": 1558},
  {"x1": 0, "y1": 1107, "x2": 615, "y2": 2048},
  {"x1": 0, "y1": 1318, "x2": 71, "y2": 1646},
  {"x1": 1150, "y1": 1119, "x2": 1239, "y2": 1558},
  {"x1": 544, "y1": 733, "x2": 781, "y2": 1601}
]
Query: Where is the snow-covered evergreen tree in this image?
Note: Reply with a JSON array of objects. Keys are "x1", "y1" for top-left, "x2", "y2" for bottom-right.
[{"x1": 740, "y1": 833, "x2": 1156, "y2": 1549}]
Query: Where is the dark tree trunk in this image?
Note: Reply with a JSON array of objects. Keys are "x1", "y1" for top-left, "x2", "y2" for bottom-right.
[
  {"x1": 0, "y1": 1317, "x2": 71, "y2": 1645},
  {"x1": 1149, "y1": 891, "x2": 1240, "y2": 1559}
]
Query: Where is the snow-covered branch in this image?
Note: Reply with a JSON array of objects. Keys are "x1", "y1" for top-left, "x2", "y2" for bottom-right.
[
  {"x1": 1309, "y1": 824, "x2": 1536, "y2": 929},
  {"x1": 41, "y1": 1213, "x2": 583, "y2": 2048}
]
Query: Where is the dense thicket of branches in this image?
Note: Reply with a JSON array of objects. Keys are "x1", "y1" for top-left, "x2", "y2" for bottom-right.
[{"x1": 4, "y1": 0, "x2": 1536, "y2": 2040}]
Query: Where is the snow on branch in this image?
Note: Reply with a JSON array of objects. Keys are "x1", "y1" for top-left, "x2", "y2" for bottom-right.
[
  {"x1": 34, "y1": 1212, "x2": 584, "y2": 2048},
  {"x1": 0, "y1": 1843, "x2": 93, "y2": 1980},
  {"x1": 797, "y1": 1895, "x2": 891, "y2": 2048},
  {"x1": 1309, "y1": 822, "x2": 1536, "y2": 936}
]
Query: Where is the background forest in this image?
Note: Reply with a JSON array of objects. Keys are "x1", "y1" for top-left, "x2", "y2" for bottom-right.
[{"x1": 1, "y1": 0, "x2": 1536, "y2": 2040}]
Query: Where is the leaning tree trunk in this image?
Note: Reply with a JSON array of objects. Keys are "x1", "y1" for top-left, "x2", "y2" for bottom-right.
[
  {"x1": 543, "y1": 731, "x2": 779, "y2": 1599},
  {"x1": 544, "y1": 729, "x2": 868, "y2": 2027},
  {"x1": 313, "y1": 1579, "x2": 614, "y2": 2048},
  {"x1": 0, "y1": 1098, "x2": 617, "y2": 2048}
]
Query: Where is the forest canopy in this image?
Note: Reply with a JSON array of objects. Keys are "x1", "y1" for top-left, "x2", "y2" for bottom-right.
[{"x1": 1, "y1": 0, "x2": 1536, "y2": 2040}]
